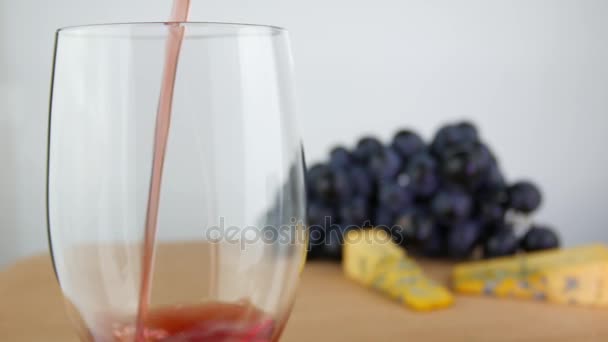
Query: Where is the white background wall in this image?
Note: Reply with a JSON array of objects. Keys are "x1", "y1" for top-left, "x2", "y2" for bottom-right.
[{"x1": 1, "y1": 0, "x2": 607, "y2": 267}]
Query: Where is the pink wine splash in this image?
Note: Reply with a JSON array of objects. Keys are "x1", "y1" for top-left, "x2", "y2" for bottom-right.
[{"x1": 135, "y1": 0, "x2": 191, "y2": 341}]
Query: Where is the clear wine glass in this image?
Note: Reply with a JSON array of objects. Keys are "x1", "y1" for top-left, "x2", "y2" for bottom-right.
[{"x1": 47, "y1": 22, "x2": 306, "y2": 341}]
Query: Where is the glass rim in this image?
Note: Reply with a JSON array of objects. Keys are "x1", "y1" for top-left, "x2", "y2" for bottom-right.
[{"x1": 56, "y1": 21, "x2": 287, "y2": 34}]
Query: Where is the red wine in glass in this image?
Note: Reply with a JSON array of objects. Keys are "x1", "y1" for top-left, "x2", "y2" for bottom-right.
[{"x1": 112, "y1": 302, "x2": 276, "y2": 342}]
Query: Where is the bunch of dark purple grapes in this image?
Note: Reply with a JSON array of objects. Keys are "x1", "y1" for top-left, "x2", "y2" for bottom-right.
[{"x1": 306, "y1": 122, "x2": 560, "y2": 261}]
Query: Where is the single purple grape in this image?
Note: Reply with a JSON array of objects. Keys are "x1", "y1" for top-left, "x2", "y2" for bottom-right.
[
  {"x1": 456, "y1": 121, "x2": 479, "y2": 143},
  {"x1": 349, "y1": 166, "x2": 374, "y2": 197},
  {"x1": 475, "y1": 187, "x2": 509, "y2": 225},
  {"x1": 368, "y1": 147, "x2": 402, "y2": 182},
  {"x1": 305, "y1": 164, "x2": 334, "y2": 201},
  {"x1": 521, "y1": 225, "x2": 560, "y2": 252},
  {"x1": 329, "y1": 146, "x2": 352, "y2": 169},
  {"x1": 483, "y1": 228, "x2": 519, "y2": 258},
  {"x1": 441, "y1": 142, "x2": 493, "y2": 189},
  {"x1": 430, "y1": 188, "x2": 473, "y2": 225},
  {"x1": 447, "y1": 220, "x2": 482, "y2": 259},
  {"x1": 391, "y1": 208, "x2": 435, "y2": 246},
  {"x1": 479, "y1": 162, "x2": 506, "y2": 191},
  {"x1": 405, "y1": 152, "x2": 439, "y2": 198},
  {"x1": 391, "y1": 130, "x2": 425, "y2": 161},
  {"x1": 431, "y1": 122, "x2": 478, "y2": 156},
  {"x1": 508, "y1": 181, "x2": 542, "y2": 213},
  {"x1": 378, "y1": 182, "x2": 414, "y2": 213},
  {"x1": 332, "y1": 168, "x2": 354, "y2": 200},
  {"x1": 353, "y1": 136, "x2": 384, "y2": 163}
]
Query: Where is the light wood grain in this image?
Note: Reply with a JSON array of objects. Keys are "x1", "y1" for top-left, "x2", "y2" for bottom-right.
[{"x1": 2, "y1": 252, "x2": 608, "y2": 341}]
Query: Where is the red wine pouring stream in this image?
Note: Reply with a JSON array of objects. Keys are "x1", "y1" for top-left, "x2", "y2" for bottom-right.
[{"x1": 135, "y1": 1, "x2": 191, "y2": 341}]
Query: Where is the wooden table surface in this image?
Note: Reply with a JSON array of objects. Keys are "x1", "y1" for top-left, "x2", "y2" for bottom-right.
[{"x1": 2, "y1": 253, "x2": 608, "y2": 341}]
